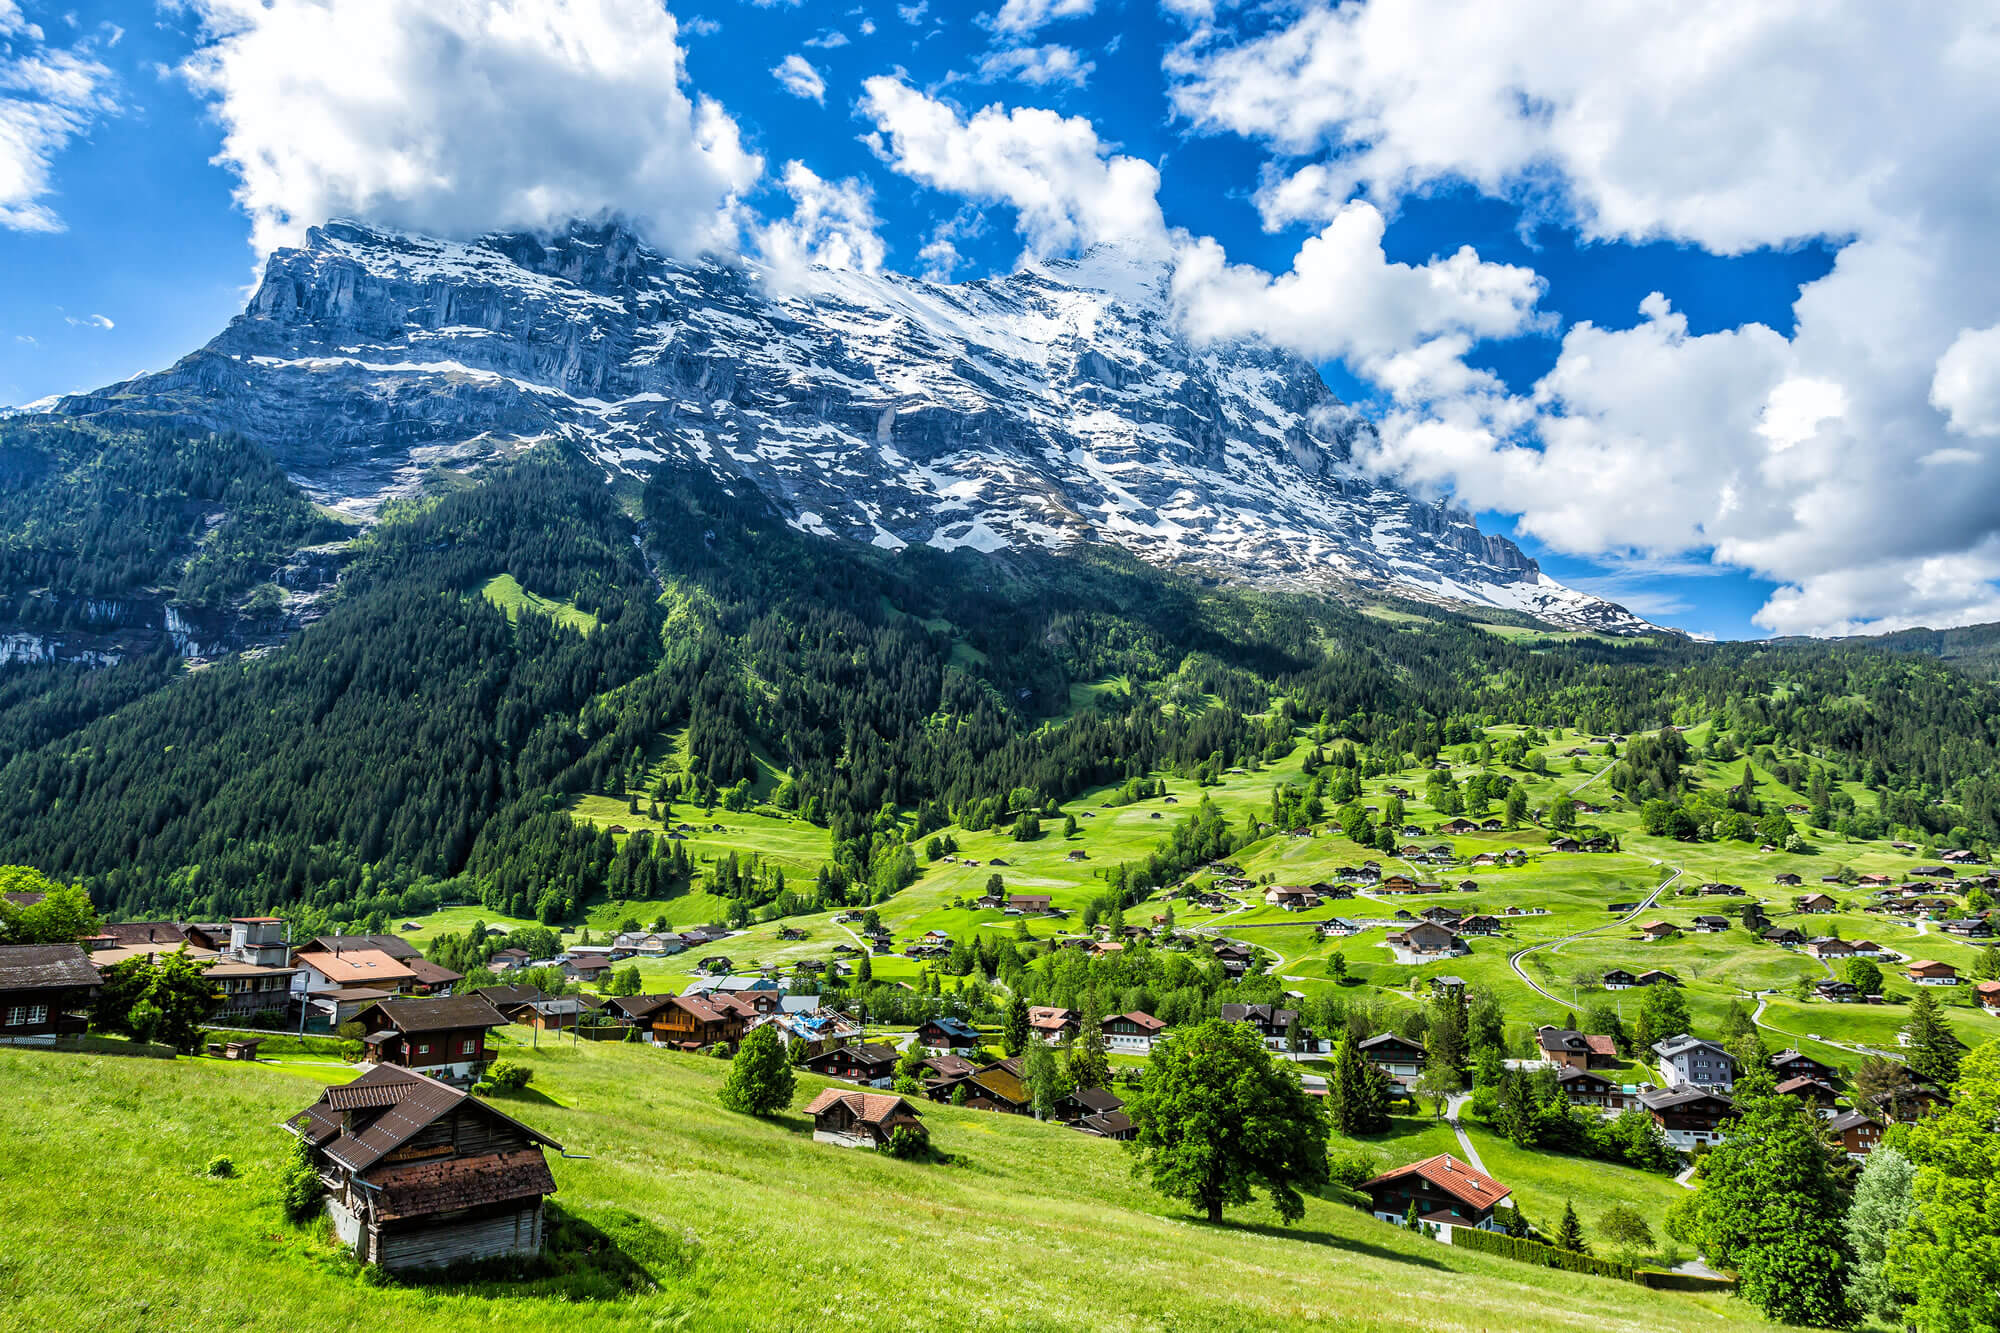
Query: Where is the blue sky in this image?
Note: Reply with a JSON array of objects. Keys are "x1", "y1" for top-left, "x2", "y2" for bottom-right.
[{"x1": 4, "y1": 1, "x2": 1997, "y2": 641}]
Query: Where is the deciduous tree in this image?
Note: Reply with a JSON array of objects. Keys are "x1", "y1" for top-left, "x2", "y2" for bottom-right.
[
  {"x1": 718, "y1": 1023, "x2": 796, "y2": 1116},
  {"x1": 1126, "y1": 1018, "x2": 1330, "y2": 1224},
  {"x1": 1885, "y1": 1041, "x2": 2000, "y2": 1333}
]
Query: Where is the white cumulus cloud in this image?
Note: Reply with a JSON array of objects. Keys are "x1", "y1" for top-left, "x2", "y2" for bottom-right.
[
  {"x1": 771, "y1": 53, "x2": 825, "y2": 104},
  {"x1": 179, "y1": 0, "x2": 762, "y2": 259},
  {"x1": 859, "y1": 76, "x2": 1167, "y2": 260},
  {"x1": 754, "y1": 160, "x2": 887, "y2": 287},
  {"x1": 1167, "y1": 0, "x2": 2000, "y2": 636}
]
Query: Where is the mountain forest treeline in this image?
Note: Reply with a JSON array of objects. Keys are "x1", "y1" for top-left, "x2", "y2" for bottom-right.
[{"x1": 3, "y1": 433, "x2": 2000, "y2": 926}]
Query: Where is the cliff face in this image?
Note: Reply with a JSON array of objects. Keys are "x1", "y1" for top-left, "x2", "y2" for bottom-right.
[{"x1": 52, "y1": 219, "x2": 1648, "y2": 633}]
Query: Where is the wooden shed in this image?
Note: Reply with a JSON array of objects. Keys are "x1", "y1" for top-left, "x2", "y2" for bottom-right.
[{"x1": 288, "y1": 1065, "x2": 562, "y2": 1272}]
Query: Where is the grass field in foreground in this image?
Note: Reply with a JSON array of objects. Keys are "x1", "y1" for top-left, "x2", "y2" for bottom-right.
[{"x1": 0, "y1": 1039, "x2": 1793, "y2": 1333}]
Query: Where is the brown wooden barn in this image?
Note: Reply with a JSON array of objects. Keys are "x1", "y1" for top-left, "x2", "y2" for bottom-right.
[{"x1": 288, "y1": 1065, "x2": 562, "y2": 1272}]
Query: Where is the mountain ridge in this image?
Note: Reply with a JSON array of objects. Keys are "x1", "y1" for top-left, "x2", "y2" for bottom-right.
[{"x1": 46, "y1": 218, "x2": 1651, "y2": 634}]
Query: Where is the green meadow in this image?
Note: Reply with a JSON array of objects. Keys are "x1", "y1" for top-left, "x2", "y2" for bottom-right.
[{"x1": 0, "y1": 1038, "x2": 1783, "y2": 1333}]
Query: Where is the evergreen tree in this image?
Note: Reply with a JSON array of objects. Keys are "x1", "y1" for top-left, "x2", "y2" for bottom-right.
[
  {"x1": 1329, "y1": 1029, "x2": 1389, "y2": 1134},
  {"x1": 1552, "y1": 1200, "x2": 1589, "y2": 1255},
  {"x1": 1902, "y1": 990, "x2": 1961, "y2": 1089},
  {"x1": 1003, "y1": 994, "x2": 1029, "y2": 1057},
  {"x1": 718, "y1": 1023, "x2": 796, "y2": 1116}
]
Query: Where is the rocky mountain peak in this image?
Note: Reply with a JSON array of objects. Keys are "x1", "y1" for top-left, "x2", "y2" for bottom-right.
[{"x1": 48, "y1": 218, "x2": 1651, "y2": 633}]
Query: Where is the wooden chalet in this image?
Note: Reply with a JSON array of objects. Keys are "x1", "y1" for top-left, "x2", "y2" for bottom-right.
[
  {"x1": 1535, "y1": 1026, "x2": 1618, "y2": 1070},
  {"x1": 928, "y1": 1057, "x2": 1030, "y2": 1113},
  {"x1": 1553, "y1": 1066, "x2": 1634, "y2": 1111},
  {"x1": 1600, "y1": 967, "x2": 1639, "y2": 990},
  {"x1": 800, "y1": 1040, "x2": 899, "y2": 1084},
  {"x1": 1775, "y1": 1076, "x2": 1842, "y2": 1113},
  {"x1": 1771, "y1": 1049, "x2": 1837, "y2": 1083},
  {"x1": 1639, "y1": 1086, "x2": 1735, "y2": 1148},
  {"x1": 1362, "y1": 1154, "x2": 1512, "y2": 1238},
  {"x1": 652, "y1": 992, "x2": 757, "y2": 1051},
  {"x1": 1027, "y1": 1005, "x2": 1077, "y2": 1044},
  {"x1": 354, "y1": 995, "x2": 509, "y2": 1085},
  {"x1": 803, "y1": 1088, "x2": 926, "y2": 1149},
  {"x1": 288, "y1": 1065, "x2": 561, "y2": 1271},
  {"x1": 0, "y1": 944, "x2": 100, "y2": 1045},
  {"x1": 915, "y1": 1016, "x2": 982, "y2": 1053},
  {"x1": 1221, "y1": 1002, "x2": 1313, "y2": 1051},
  {"x1": 1007, "y1": 894, "x2": 1054, "y2": 914},
  {"x1": 1827, "y1": 1109, "x2": 1884, "y2": 1159},
  {"x1": 1358, "y1": 1032, "x2": 1426, "y2": 1094},
  {"x1": 1102, "y1": 1010, "x2": 1167, "y2": 1053},
  {"x1": 1906, "y1": 959, "x2": 1959, "y2": 986}
]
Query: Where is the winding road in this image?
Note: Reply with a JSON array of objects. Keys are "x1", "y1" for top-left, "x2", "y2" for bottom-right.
[{"x1": 1506, "y1": 861, "x2": 1684, "y2": 1006}]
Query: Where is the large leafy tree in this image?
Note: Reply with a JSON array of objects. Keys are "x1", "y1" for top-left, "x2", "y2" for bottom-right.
[
  {"x1": 1671, "y1": 1071, "x2": 1856, "y2": 1326},
  {"x1": 1126, "y1": 1018, "x2": 1330, "y2": 1223},
  {"x1": 718, "y1": 1023, "x2": 796, "y2": 1116},
  {"x1": 0, "y1": 870, "x2": 99, "y2": 945},
  {"x1": 1886, "y1": 1041, "x2": 2000, "y2": 1333},
  {"x1": 91, "y1": 949, "x2": 220, "y2": 1053}
]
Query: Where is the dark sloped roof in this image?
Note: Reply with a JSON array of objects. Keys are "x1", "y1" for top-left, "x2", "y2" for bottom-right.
[
  {"x1": 295, "y1": 1066, "x2": 561, "y2": 1174},
  {"x1": 0, "y1": 943, "x2": 101, "y2": 990},
  {"x1": 359, "y1": 994, "x2": 508, "y2": 1034}
]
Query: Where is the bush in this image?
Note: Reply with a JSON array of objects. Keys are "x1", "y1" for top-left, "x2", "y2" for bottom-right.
[
  {"x1": 884, "y1": 1126, "x2": 929, "y2": 1160},
  {"x1": 279, "y1": 1129, "x2": 324, "y2": 1225},
  {"x1": 486, "y1": 1059, "x2": 533, "y2": 1092},
  {"x1": 1326, "y1": 1153, "x2": 1377, "y2": 1191},
  {"x1": 1452, "y1": 1225, "x2": 1636, "y2": 1281},
  {"x1": 205, "y1": 1155, "x2": 236, "y2": 1179}
]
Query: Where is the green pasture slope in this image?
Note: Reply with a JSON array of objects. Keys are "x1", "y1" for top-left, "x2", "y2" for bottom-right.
[
  {"x1": 0, "y1": 1038, "x2": 1784, "y2": 1333},
  {"x1": 518, "y1": 720, "x2": 2000, "y2": 1069}
]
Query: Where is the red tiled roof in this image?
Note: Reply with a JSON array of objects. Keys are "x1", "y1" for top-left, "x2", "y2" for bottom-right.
[
  {"x1": 1363, "y1": 1154, "x2": 1511, "y2": 1211},
  {"x1": 802, "y1": 1088, "x2": 923, "y2": 1125}
]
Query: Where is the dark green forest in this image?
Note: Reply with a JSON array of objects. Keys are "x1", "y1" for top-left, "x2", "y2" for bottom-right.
[{"x1": 4, "y1": 422, "x2": 2000, "y2": 928}]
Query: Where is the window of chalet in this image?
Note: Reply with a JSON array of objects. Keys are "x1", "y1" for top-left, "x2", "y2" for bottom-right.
[{"x1": 5, "y1": 1004, "x2": 49, "y2": 1027}]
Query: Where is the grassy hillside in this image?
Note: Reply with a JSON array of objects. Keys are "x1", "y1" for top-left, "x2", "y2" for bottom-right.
[{"x1": 0, "y1": 1039, "x2": 1783, "y2": 1333}]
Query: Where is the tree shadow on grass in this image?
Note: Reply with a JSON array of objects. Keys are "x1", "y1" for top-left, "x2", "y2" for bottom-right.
[
  {"x1": 1207, "y1": 1216, "x2": 1449, "y2": 1271},
  {"x1": 486, "y1": 1084, "x2": 563, "y2": 1109}
]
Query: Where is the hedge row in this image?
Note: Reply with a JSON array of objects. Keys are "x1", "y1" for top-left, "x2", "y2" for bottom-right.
[{"x1": 1451, "y1": 1225, "x2": 1636, "y2": 1282}]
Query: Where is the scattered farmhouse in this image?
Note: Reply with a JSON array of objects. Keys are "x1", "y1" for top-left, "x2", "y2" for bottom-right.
[
  {"x1": 352, "y1": 995, "x2": 509, "y2": 1085},
  {"x1": 286, "y1": 1065, "x2": 561, "y2": 1271},
  {"x1": 0, "y1": 943, "x2": 100, "y2": 1045},
  {"x1": 803, "y1": 1088, "x2": 927, "y2": 1150},
  {"x1": 1361, "y1": 1155, "x2": 1513, "y2": 1240}
]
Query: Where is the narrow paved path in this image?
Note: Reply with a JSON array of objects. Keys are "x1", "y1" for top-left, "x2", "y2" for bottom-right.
[
  {"x1": 1443, "y1": 1093, "x2": 1489, "y2": 1173},
  {"x1": 1507, "y1": 862, "x2": 1683, "y2": 1005}
]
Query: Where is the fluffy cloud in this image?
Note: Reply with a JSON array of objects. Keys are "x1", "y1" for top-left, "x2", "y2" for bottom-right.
[
  {"x1": 977, "y1": 44, "x2": 1093, "y2": 88},
  {"x1": 1172, "y1": 201, "x2": 1543, "y2": 369},
  {"x1": 1167, "y1": 0, "x2": 2000, "y2": 635},
  {"x1": 753, "y1": 160, "x2": 887, "y2": 286},
  {"x1": 1932, "y1": 325, "x2": 2000, "y2": 440},
  {"x1": 859, "y1": 76, "x2": 1167, "y2": 260},
  {"x1": 0, "y1": 2, "x2": 117, "y2": 232},
  {"x1": 180, "y1": 0, "x2": 762, "y2": 259},
  {"x1": 771, "y1": 54, "x2": 825, "y2": 104},
  {"x1": 987, "y1": 0, "x2": 1093, "y2": 37}
]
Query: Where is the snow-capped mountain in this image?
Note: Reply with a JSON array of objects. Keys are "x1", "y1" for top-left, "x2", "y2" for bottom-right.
[{"x1": 51, "y1": 219, "x2": 1649, "y2": 632}]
